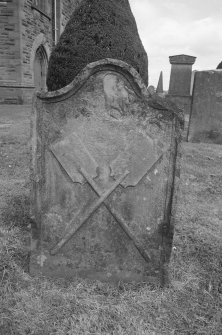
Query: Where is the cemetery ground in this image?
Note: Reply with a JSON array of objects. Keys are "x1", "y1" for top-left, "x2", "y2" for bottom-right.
[{"x1": 0, "y1": 105, "x2": 222, "y2": 335}]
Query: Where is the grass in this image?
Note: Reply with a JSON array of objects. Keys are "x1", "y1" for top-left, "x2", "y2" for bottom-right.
[{"x1": 0, "y1": 105, "x2": 222, "y2": 334}]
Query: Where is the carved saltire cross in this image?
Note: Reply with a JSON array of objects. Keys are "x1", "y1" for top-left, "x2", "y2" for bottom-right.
[{"x1": 49, "y1": 131, "x2": 169, "y2": 262}]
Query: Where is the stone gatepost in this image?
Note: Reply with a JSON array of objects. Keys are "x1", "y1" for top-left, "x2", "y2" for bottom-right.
[
  {"x1": 187, "y1": 70, "x2": 222, "y2": 144},
  {"x1": 30, "y1": 59, "x2": 183, "y2": 285}
]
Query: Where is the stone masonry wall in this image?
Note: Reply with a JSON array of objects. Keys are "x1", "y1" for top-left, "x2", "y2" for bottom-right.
[
  {"x1": 0, "y1": 0, "x2": 80, "y2": 104},
  {"x1": 21, "y1": 0, "x2": 53, "y2": 86},
  {"x1": 0, "y1": 0, "x2": 21, "y2": 103},
  {"x1": 21, "y1": 0, "x2": 82, "y2": 88},
  {"x1": 60, "y1": 0, "x2": 82, "y2": 34}
]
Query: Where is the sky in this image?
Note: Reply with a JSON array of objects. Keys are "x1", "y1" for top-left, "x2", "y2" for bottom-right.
[{"x1": 129, "y1": 0, "x2": 222, "y2": 90}]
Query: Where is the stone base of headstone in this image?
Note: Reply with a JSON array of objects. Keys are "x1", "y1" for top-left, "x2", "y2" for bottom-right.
[
  {"x1": 30, "y1": 59, "x2": 183, "y2": 285},
  {"x1": 188, "y1": 70, "x2": 222, "y2": 144}
]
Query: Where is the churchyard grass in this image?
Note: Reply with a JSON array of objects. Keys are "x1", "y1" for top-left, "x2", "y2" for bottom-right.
[{"x1": 0, "y1": 105, "x2": 222, "y2": 334}]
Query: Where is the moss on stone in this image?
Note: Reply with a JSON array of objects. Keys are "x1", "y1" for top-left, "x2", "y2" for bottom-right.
[{"x1": 46, "y1": 0, "x2": 148, "y2": 91}]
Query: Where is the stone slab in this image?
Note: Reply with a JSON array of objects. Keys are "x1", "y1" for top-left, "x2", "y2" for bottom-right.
[
  {"x1": 168, "y1": 54, "x2": 196, "y2": 97},
  {"x1": 188, "y1": 70, "x2": 222, "y2": 144},
  {"x1": 30, "y1": 59, "x2": 182, "y2": 285}
]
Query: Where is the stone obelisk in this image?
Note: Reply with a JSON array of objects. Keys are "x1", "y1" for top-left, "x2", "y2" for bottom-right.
[{"x1": 156, "y1": 71, "x2": 163, "y2": 94}]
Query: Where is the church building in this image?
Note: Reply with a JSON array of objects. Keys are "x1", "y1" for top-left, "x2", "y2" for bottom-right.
[{"x1": 0, "y1": 0, "x2": 81, "y2": 104}]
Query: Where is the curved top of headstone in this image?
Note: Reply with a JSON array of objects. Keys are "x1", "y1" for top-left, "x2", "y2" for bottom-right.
[
  {"x1": 46, "y1": 0, "x2": 148, "y2": 91},
  {"x1": 40, "y1": 59, "x2": 148, "y2": 102},
  {"x1": 217, "y1": 61, "x2": 222, "y2": 69},
  {"x1": 39, "y1": 58, "x2": 184, "y2": 126}
]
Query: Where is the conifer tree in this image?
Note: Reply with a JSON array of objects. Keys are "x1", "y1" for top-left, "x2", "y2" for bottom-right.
[{"x1": 47, "y1": 0, "x2": 148, "y2": 91}]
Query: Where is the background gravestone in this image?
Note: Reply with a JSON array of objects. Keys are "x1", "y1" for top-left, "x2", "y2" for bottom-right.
[
  {"x1": 46, "y1": 0, "x2": 148, "y2": 91},
  {"x1": 30, "y1": 59, "x2": 183, "y2": 285},
  {"x1": 167, "y1": 54, "x2": 196, "y2": 116},
  {"x1": 188, "y1": 70, "x2": 222, "y2": 144}
]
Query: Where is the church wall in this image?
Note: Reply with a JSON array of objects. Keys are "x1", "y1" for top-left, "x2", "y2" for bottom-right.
[
  {"x1": 0, "y1": 0, "x2": 22, "y2": 103},
  {"x1": 0, "y1": 0, "x2": 82, "y2": 104}
]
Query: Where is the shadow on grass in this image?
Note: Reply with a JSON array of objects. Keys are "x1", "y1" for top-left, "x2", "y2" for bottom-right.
[
  {"x1": 1, "y1": 194, "x2": 31, "y2": 230},
  {"x1": 1, "y1": 194, "x2": 31, "y2": 276}
]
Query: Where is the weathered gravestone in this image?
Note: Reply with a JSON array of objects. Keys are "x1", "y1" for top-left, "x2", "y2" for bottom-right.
[
  {"x1": 30, "y1": 59, "x2": 183, "y2": 285},
  {"x1": 188, "y1": 70, "x2": 222, "y2": 144}
]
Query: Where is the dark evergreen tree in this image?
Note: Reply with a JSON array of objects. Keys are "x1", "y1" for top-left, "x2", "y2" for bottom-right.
[{"x1": 46, "y1": 0, "x2": 148, "y2": 91}]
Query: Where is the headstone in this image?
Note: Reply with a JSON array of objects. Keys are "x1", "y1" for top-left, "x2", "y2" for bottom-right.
[
  {"x1": 30, "y1": 59, "x2": 183, "y2": 285},
  {"x1": 46, "y1": 0, "x2": 148, "y2": 91},
  {"x1": 187, "y1": 70, "x2": 222, "y2": 144},
  {"x1": 168, "y1": 54, "x2": 196, "y2": 116},
  {"x1": 168, "y1": 55, "x2": 196, "y2": 96},
  {"x1": 156, "y1": 71, "x2": 163, "y2": 94}
]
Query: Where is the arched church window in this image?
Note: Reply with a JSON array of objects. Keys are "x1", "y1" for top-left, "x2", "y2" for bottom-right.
[{"x1": 34, "y1": 45, "x2": 48, "y2": 91}]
